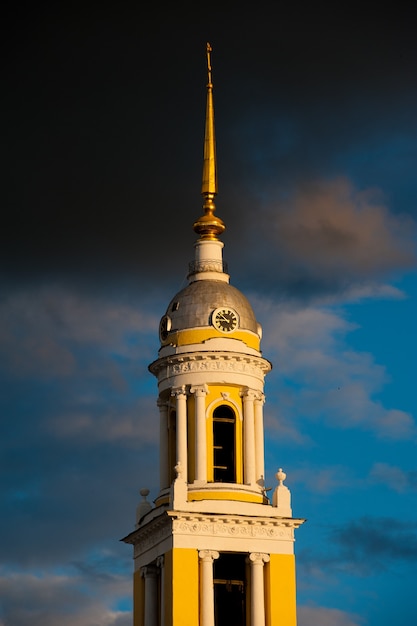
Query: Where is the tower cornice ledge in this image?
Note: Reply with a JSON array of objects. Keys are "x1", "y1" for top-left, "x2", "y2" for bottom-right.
[
  {"x1": 122, "y1": 509, "x2": 305, "y2": 566},
  {"x1": 149, "y1": 351, "x2": 271, "y2": 390}
]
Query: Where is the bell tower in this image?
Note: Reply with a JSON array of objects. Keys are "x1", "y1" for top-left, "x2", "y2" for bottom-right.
[{"x1": 122, "y1": 43, "x2": 304, "y2": 626}]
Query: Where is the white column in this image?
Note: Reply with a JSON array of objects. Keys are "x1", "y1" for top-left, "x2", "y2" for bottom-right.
[
  {"x1": 141, "y1": 564, "x2": 159, "y2": 626},
  {"x1": 190, "y1": 384, "x2": 208, "y2": 482},
  {"x1": 242, "y1": 389, "x2": 256, "y2": 485},
  {"x1": 171, "y1": 386, "x2": 188, "y2": 483},
  {"x1": 157, "y1": 398, "x2": 169, "y2": 490},
  {"x1": 249, "y1": 553, "x2": 270, "y2": 626},
  {"x1": 156, "y1": 556, "x2": 165, "y2": 626},
  {"x1": 199, "y1": 550, "x2": 219, "y2": 626},
  {"x1": 254, "y1": 393, "x2": 265, "y2": 486}
]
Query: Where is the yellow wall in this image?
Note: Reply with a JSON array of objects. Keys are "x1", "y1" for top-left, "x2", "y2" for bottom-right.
[
  {"x1": 188, "y1": 490, "x2": 265, "y2": 503},
  {"x1": 164, "y1": 550, "x2": 173, "y2": 626},
  {"x1": 171, "y1": 548, "x2": 199, "y2": 626},
  {"x1": 133, "y1": 568, "x2": 145, "y2": 626},
  {"x1": 265, "y1": 554, "x2": 297, "y2": 626},
  {"x1": 164, "y1": 327, "x2": 260, "y2": 351}
]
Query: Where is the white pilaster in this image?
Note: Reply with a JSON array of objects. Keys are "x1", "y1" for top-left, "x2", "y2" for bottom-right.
[
  {"x1": 199, "y1": 550, "x2": 219, "y2": 626},
  {"x1": 171, "y1": 386, "x2": 188, "y2": 484},
  {"x1": 242, "y1": 389, "x2": 256, "y2": 485},
  {"x1": 157, "y1": 398, "x2": 169, "y2": 490},
  {"x1": 190, "y1": 384, "x2": 208, "y2": 482},
  {"x1": 249, "y1": 552, "x2": 270, "y2": 626},
  {"x1": 141, "y1": 564, "x2": 159, "y2": 626},
  {"x1": 254, "y1": 393, "x2": 265, "y2": 486}
]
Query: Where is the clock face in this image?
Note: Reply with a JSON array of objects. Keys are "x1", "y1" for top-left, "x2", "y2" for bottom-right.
[
  {"x1": 159, "y1": 315, "x2": 172, "y2": 341},
  {"x1": 212, "y1": 308, "x2": 239, "y2": 333}
]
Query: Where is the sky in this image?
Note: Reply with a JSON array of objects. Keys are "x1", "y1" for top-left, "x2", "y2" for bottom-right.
[{"x1": 2, "y1": 3, "x2": 416, "y2": 625}]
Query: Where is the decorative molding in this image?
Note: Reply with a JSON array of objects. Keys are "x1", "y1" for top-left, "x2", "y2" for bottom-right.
[
  {"x1": 188, "y1": 259, "x2": 227, "y2": 275},
  {"x1": 130, "y1": 517, "x2": 172, "y2": 558},
  {"x1": 152, "y1": 353, "x2": 271, "y2": 381},
  {"x1": 173, "y1": 516, "x2": 295, "y2": 541},
  {"x1": 124, "y1": 510, "x2": 302, "y2": 559}
]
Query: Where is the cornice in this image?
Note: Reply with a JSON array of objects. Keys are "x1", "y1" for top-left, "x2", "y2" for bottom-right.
[
  {"x1": 149, "y1": 351, "x2": 272, "y2": 379},
  {"x1": 122, "y1": 508, "x2": 305, "y2": 559}
]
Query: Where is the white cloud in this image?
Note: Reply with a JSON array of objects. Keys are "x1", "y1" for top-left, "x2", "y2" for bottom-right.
[
  {"x1": 369, "y1": 462, "x2": 417, "y2": 492},
  {"x1": 298, "y1": 605, "x2": 364, "y2": 626},
  {"x1": 252, "y1": 296, "x2": 416, "y2": 440},
  {"x1": 289, "y1": 466, "x2": 351, "y2": 494}
]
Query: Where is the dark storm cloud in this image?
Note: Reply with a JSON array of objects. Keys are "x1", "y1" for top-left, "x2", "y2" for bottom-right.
[
  {"x1": 3, "y1": 4, "x2": 416, "y2": 292},
  {"x1": 300, "y1": 516, "x2": 417, "y2": 577},
  {"x1": 331, "y1": 516, "x2": 417, "y2": 573},
  {"x1": 231, "y1": 177, "x2": 416, "y2": 298}
]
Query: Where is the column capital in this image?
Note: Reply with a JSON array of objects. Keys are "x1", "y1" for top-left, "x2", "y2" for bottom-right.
[
  {"x1": 199, "y1": 550, "x2": 220, "y2": 563},
  {"x1": 190, "y1": 384, "x2": 208, "y2": 397},
  {"x1": 249, "y1": 552, "x2": 270, "y2": 565},
  {"x1": 141, "y1": 564, "x2": 159, "y2": 578},
  {"x1": 156, "y1": 555, "x2": 164, "y2": 568},
  {"x1": 157, "y1": 397, "x2": 168, "y2": 408},
  {"x1": 254, "y1": 392, "x2": 265, "y2": 405},
  {"x1": 171, "y1": 385, "x2": 187, "y2": 398},
  {"x1": 241, "y1": 387, "x2": 258, "y2": 401}
]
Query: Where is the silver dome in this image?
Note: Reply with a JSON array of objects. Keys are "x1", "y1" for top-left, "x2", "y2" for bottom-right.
[{"x1": 165, "y1": 280, "x2": 258, "y2": 333}]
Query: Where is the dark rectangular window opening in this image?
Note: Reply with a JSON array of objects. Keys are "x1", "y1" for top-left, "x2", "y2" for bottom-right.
[{"x1": 214, "y1": 553, "x2": 247, "y2": 626}]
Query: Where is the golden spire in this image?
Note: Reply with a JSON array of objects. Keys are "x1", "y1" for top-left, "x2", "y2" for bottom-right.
[{"x1": 193, "y1": 43, "x2": 225, "y2": 240}]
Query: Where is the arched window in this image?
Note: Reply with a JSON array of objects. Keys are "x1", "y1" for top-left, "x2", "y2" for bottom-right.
[{"x1": 213, "y1": 405, "x2": 236, "y2": 483}]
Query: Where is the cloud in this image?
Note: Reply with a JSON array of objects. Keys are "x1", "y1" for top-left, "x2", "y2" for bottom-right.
[
  {"x1": 0, "y1": 564, "x2": 131, "y2": 626},
  {"x1": 254, "y1": 297, "x2": 416, "y2": 441},
  {"x1": 300, "y1": 517, "x2": 417, "y2": 578},
  {"x1": 314, "y1": 282, "x2": 406, "y2": 306},
  {"x1": 235, "y1": 177, "x2": 416, "y2": 298},
  {"x1": 369, "y1": 462, "x2": 417, "y2": 493},
  {"x1": 288, "y1": 465, "x2": 351, "y2": 495},
  {"x1": 269, "y1": 178, "x2": 415, "y2": 275},
  {"x1": 45, "y1": 395, "x2": 159, "y2": 447},
  {"x1": 330, "y1": 517, "x2": 417, "y2": 575},
  {"x1": 0, "y1": 286, "x2": 159, "y2": 379},
  {"x1": 298, "y1": 605, "x2": 363, "y2": 626},
  {"x1": 0, "y1": 286, "x2": 161, "y2": 567}
]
